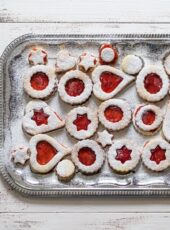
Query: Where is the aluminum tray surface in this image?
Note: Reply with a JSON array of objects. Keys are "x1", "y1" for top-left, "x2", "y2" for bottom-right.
[{"x1": 1, "y1": 34, "x2": 170, "y2": 197}]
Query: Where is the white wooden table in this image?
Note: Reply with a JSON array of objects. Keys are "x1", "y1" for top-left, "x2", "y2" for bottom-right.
[{"x1": 1, "y1": 1, "x2": 170, "y2": 229}]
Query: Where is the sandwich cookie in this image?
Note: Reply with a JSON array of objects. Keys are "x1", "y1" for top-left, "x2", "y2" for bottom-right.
[
  {"x1": 133, "y1": 104, "x2": 163, "y2": 136},
  {"x1": 65, "y1": 106, "x2": 98, "y2": 140},
  {"x1": 58, "y1": 70, "x2": 92, "y2": 105},
  {"x1": 28, "y1": 47, "x2": 48, "y2": 65},
  {"x1": 71, "y1": 140, "x2": 105, "y2": 174},
  {"x1": 108, "y1": 139, "x2": 141, "y2": 174},
  {"x1": 136, "y1": 65, "x2": 169, "y2": 102},
  {"x1": 99, "y1": 44, "x2": 118, "y2": 65},
  {"x1": 98, "y1": 99, "x2": 131, "y2": 131},
  {"x1": 142, "y1": 139, "x2": 170, "y2": 172},
  {"x1": 24, "y1": 65, "x2": 57, "y2": 99},
  {"x1": 22, "y1": 100, "x2": 65, "y2": 135},
  {"x1": 92, "y1": 65, "x2": 134, "y2": 101},
  {"x1": 29, "y1": 134, "x2": 71, "y2": 174}
]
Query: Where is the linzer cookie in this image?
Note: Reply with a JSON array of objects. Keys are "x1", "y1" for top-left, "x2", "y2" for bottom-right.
[
  {"x1": 136, "y1": 65, "x2": 169, "y2": 102},
  {"x1": 121, "y1": 55, "x2": 143, "y2": 75},
  {"x1": 99, "y1": 44, "x2": 118, "y2": 65},
  {"x1": 65, "y1": 106, "x2": 98, "y2": 140},
  {"x1": 142, "y1": 139, "x2": 170, "y2": 172},
  {"x1": 98, "y1": 99, "x2": 131, "y2": 131},
  {"x1": 108, "y1": 139, "x2": 141, "y2": 174},
  {"x1": 162, "y1": 101, "x2": 170, "y2": 142},
  {"x1": 71, "y1": 140, "x2": 105, "y2": 174},
  {"x1": 29, "y1": 134, "x2": 71, "y2": 174},
  {"x1": 56, "y1": 50, "x2": 77, "y2": 73},
  {"x1": 22, "y1": 100, "x2": 65, "y2": 135},
  {"x1": 133, "y1": 104, "x2": 163, "y2": 136},
  {"x1": 24, "y1": 65, "x2": 57, "y2": 99},
  {"x1": 28, "y1": 47, "x2": 48, "y2": 65},
  {"x1": 92, "y1": 65, "x2": 134, "y2": 101},
  {"x1": 58, "y1": 70, "x2": 92, "y2": 105}
]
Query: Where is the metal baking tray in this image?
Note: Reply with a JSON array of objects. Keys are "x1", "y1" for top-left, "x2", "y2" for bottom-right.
[{"x1": 1, "y1": 34, "x2": 170, "y2": 197}]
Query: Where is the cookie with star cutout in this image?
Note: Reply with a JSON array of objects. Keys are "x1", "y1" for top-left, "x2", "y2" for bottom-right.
[
  {"x1": 22, "y1": 100, "x2": 65, "y2": 135},
  {"x1": 108, "y1": 139, "x2": 141, "y2": 174},
  {"x1": 65, "y1": 106, "x2": 98, "y2": 140}
]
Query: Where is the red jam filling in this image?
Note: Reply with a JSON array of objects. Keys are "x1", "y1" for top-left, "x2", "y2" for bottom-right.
[
  {"x1": 31, "y1": 108, "x2": 49, "y2": 126},
  {"x1": 73, "y1": 114, "x2": 91, "y2": 131},
  {"x1": 78, "y1": 147, "x2": 96, "y2": 166},
  {"x1": 65, "y1": 78, "x2": 85, "y2": 97},
  {"x1": 104, "y1": 105, "x2": 123, "y2": 123},
  {"x1": 144, "y1": 73, "x2": 162, "y2": 94},
  {"x1": 30, "y1": 72, "x2": 49, "y2": 90},
  {"x1": 115, "y1": 145, "x2": 132, "y2": 164},
  {"x1": 150, "y1": 145, "x2": 166, "y2": 165},
  {"x1": 142, "y1": 110, "x2": 156, "y2": 125},
  {"x1": 36, "y1": 141, "x2": 57, "y2": 165},
  {"x1": 100, "y1": 71, "x2": 123, "y2": 93},
  {"x1": 99, "y1": 44, "x2": 118, "y2": 64}
]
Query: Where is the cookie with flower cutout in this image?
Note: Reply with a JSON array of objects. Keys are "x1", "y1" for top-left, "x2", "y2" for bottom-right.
[
  {"x1": 136, "y1": 65, "x2": 169, "y2": 102},
  {"x1": 11, "y1": 145, "x2": 30, "y2": 165},
  {"x1": 29, "y1": 134, "x2": 71, "y2": 174},
  {"x1": 65, "y1": 106, "x2": 98, "y2": 140},
  {"x1": 142, "y1": 139, "x2": 170, "y2": 172},
  {"x1": 108, "y1": 139, "x2": 141, "y2": 174},
  {"x1": 98, "y1": 99, "x2": 131, "y2": 131},
  {"x1": 78, "y1": 52, "x2": 97, "y2": 72},
  {"x1": 92, "y1": 65, "x2": 135, "y2": 101},
  {"x1": 56, "y1": 50, "x2": 77, "y2": 73},
  {"x1": 28, "y1": 47, "x2": 48, "y2": 65},
  {"x1": 71, "y1": 140, "x2": 105, "y2": 174},
  {"x1": 162, "y1": 101, "x2": 170, "y2": 142},
  {"x1": 99, "y1": 43, "x2": 118, "y2": 65},
  {"x1": 133, "y1": 104, "x2": 163, "y2": 136},
  {"x1": 22, "y1": 100, "x2": 65, "y2": 135},
  {"x1": 58, "y1": 70, "x2": 92, "y2": 105},
  {"x1": 97, "y1": 130, "x2": 113, "y2": 147},
  {"x1": 121, "y1": 55, "x2": 143, "y2": 75},
  {"x1": 24, "y1": 65, "x2": 57, "y2": 99},
  {"x1": 55, "y1": 159, "x2": 75, "y2": 182}
]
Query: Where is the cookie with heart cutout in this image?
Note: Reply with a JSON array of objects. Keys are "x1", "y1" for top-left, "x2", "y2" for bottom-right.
[
  {"x1": 108, "y1": 139, "x2": 141, "y2": 174},
  {"x1": 136, "y1": 65, "x2": 169, "y2": 102},
  {"x1": 28, "y1": 47, "x2": 48, "y2": 65},
  {"x1": 29, "y1": 134, "x2": 71, "y2": 174},
  {"x1": 24, "y1": 65, "x2": 57, "y2": 99},
  {"x1": 133, "y1": 104, "x2": 163, "y2": 136},
  {"x1": 121, "y1": 54, "x2": 144, "y2": 75},
  {"x1": 22, "y1": 100, "x2": 65, "y2": 135},
  {"x1": 55, "y1": 159, "x2": 75, "y2": 182},
  {"x1": 98, "y1": 99, "x2": 131, "y2": 131},
  {"x1": 162, "y1": 101, "x2": 170, "y2": 142},
  {"x1": 71, "y1": 140, "x2": 105, "y2": 175},
  {"x1": 142, "y1": 139, "x2": 170, "y2": 172},
  {"x1": 99, "y1": 43, "x2": 118, "y2": 65},
  {"x1": 92, "y1": 65, "x2": 134, "y2": 101},
  {"x1": 58, "y1": 70, "x2": 92, "y2": 105},
  {"x1": 56, "y1": 50, "x2": 77, "y2": 73},
  {"x1": 65, "y1": 106, "x2": 98, "y2": 140},
  {"x1": 78, "y1": 52, "x2": 97, "y2": 72}
]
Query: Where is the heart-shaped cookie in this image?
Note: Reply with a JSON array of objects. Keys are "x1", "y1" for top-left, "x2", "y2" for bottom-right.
[
  {"x1": 22, "y1": 100, "x2": 65, "y2": 135},
  {"x1": 29, "y1": 134, "x2": 71, "y2": 173},
  {"x1": 92, "y1": 65, "x2": 134, "y2": 100}
]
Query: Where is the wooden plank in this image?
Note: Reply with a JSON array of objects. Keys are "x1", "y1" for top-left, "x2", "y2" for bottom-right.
[
  {"x1": 1, "y1": 0, "x2": 170, "y2": 23},
  {"x1": 1, "y1": 23, "x2": 170, "y2": 213},
  {"x1": 0, "y1": 213, "x2": 170, "y2": 230}
]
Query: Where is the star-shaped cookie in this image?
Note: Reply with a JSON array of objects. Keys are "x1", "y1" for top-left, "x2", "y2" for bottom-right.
[
  {"x1": 11, "y1": 146, "x2": 29, "y2": 165},
  {"x1": 78, "y1": 52, "x2": 97, "y2": 72},
  {"x1": 97, "y1": 130, "x2": 113, "y2": 147}
]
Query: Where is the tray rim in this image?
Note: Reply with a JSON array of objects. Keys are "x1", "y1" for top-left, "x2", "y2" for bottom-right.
[{"x1": 2, "y1": 33, "x2": 170, "y2": 197}]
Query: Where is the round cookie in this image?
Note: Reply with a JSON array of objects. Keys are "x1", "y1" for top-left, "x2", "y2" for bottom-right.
[
  {"x1": 99, "y1": 44, "x2": 118, "y2": 65},
  {"x1": 55, "y1": 159, "x2": 75, "y2": 182},
  {"x1": 121, "y1": 55, "x2": 143, "y2": 75}
]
